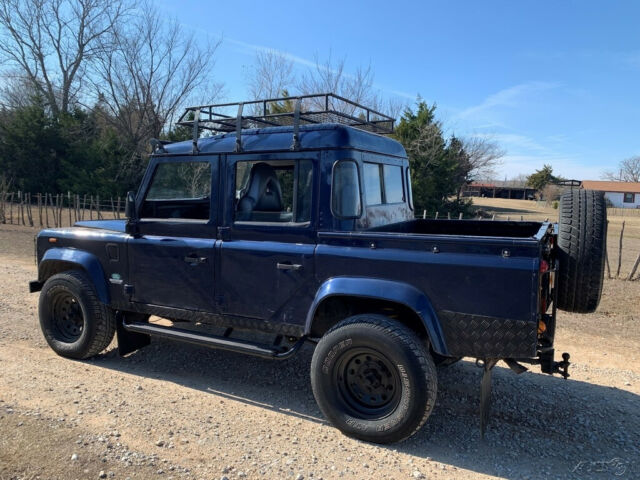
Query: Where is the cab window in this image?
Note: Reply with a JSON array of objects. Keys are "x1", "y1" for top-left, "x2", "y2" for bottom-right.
[
  {"x1": 141, "y1": 161, "x2": 211, "y2": 220},
  {"x1": 332, "y1": 160, "x2": 362, "y2": 218}
]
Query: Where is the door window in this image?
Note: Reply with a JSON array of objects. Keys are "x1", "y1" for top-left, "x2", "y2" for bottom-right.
[
  {"x1": 141, "y1": 161, "x2": 211, "y2": 219},
  {"x1": 234, "y1": 160, "x2": 313, "y2": 224}
]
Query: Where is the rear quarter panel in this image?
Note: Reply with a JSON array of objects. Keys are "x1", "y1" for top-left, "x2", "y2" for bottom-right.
[{"x1": 315, "y1": 231, "x2": 542, "y2": 358}]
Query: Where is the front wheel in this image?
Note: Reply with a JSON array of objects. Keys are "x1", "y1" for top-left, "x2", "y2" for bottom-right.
[
  {"x1": 39, "y1": 270, "x2": 116, "y2": 359},
  {"x1": 310, "y1": 314, "x2": 437, "y2": 444}
]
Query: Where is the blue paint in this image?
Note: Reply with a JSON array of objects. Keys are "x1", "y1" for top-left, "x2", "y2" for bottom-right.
[
  {"x1": 305, "y1": 277, "x2": 447, "y2": 355},
  {"x1": 31, "y1": 123, "x2": 553, "y2": 359},
  {"x1": 40, "y1": 248, "x2": 110, "y2": 303}
]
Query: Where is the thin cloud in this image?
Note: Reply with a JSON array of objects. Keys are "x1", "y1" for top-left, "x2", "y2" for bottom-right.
[
  {"x1": 457, "y1": 81, "x2": 561, "y2": 120},
  {"x1": 472, "y1": 132, "x2": 548, "y2": 153}
]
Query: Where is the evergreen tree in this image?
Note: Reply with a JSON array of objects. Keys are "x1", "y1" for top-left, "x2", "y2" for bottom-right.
[{"x1": 394, "y1": 102, "x2": 473, "y2": 216}]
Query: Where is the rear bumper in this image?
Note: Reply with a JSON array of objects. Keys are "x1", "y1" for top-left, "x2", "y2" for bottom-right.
[{"x1": 29, "y1": 280, "x2": 43, "y2": 293}]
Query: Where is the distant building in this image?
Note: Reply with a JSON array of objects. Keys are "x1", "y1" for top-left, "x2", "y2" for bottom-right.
[
  {"x1": 463, "y1": 182, "x2": 537, "y2": 200},
  {"x1": 581, "y1": 180, "x2": 640, "y2": 208}
]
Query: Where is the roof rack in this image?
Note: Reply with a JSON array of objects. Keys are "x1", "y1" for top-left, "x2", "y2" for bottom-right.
[{"x1": 176, "y1": 93, "x2": 395, "y2": 154}]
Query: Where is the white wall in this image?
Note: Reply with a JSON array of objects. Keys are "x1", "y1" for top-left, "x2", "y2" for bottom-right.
[{"x1": 604, "y1": 191, "x2": 640, "y2": 208}]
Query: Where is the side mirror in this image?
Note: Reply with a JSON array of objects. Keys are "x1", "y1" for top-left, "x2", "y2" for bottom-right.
[
  {"x1": 125, "y1": 191, "x2": 140, "y2": 236},
  {"x1": 125, "y1": 191, "x2": 137, "y2": 220}
]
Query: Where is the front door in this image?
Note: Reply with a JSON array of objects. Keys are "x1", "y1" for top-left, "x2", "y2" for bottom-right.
[
  {"x1": 128, "y1": 157, "x2": 218, "y2": 312},
  {"x1": 218, "y1": 155, "x2": 317, "y2": 321}
]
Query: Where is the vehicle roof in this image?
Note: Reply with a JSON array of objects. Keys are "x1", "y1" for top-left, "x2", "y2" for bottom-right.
[{"x1": 161, "y1": 123, "x2": 407, "y2": 158}]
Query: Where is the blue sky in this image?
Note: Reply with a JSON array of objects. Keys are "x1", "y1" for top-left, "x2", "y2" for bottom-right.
[{"x1": 155, "y1": 0, "x2": 639, "y2": 180}]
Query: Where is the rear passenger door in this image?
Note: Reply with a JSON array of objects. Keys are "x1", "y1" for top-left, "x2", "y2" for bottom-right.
[{"x1": 217, "y1": 153, "x2": 317, "y2": 321}]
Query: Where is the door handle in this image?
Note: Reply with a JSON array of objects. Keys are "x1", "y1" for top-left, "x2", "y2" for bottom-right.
[
  {"x1": 184, "y1": 254, "x2": 207, "y2": 264},
  {"x1": 277, "y1": 262, "x2": 303, "y2": 271}
]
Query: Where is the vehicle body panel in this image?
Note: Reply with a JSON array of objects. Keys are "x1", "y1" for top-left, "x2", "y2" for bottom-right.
[{"x1": 32, "y1": 123, "x2": 553, "y2": 362}]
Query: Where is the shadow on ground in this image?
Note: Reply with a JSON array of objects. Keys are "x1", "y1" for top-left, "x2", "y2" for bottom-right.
[{"x1": 90, "y1": 338, "x2": 639, "y2": 480}]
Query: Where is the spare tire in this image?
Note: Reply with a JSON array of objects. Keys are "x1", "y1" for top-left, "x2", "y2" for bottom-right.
[{"x1": 556, "y1": 189, "x2": 607, "y2": 313}]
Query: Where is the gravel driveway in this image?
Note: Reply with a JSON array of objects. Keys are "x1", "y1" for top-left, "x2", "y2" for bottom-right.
[{"x1": 1, "y1": 225, "x2": 639, "y2": 480}]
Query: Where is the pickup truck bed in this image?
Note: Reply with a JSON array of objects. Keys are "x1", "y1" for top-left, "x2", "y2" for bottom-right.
[{"x1": 370, "y1": 218, "x2": 545, "y2": 238}]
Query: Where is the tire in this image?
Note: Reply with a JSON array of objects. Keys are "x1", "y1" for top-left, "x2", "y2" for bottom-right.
[
  {"x1": 39, "y1": 270, "x2": 116, "y2": 359},
  {"x1": 310, "y1": 314, "x2": 437, "y2": 444},
  {"x1": 556, "y1": 189, "x2": 607, "y2": 313}
]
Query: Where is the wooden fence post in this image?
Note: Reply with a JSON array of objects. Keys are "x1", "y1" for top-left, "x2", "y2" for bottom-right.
[
  {"x1": 37, "y1": 193, "x2": 42, "y2": 227},
  {"x1": 616, "y1": 221, "x2": 625, "y2": 278},
  {"x1": 45, "y1": 193, "x2": 50, "y2": 228},
  {"x1": 9, "y1": 193, "x2": 14, "y2": 224},
  {"x1": 58, "y1": 194, "x2": 63, "y2": 226},
  {"x1": 26, "y1": 193, "x2": 33, "y2": 226},
  {"x1": 19, "y1": 191, "x2": 25, "y2": 225},
  {"x1": 68, "y1": 192, "x2": 72, "y2": 226},
  {"x1": 116, "y1": 196, "x2": 121, "y2": 219},
  {"x1": 628, "y1": 253, "x2": 640, "y2": 281}
]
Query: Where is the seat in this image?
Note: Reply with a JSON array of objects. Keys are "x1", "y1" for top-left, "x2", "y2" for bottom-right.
[{"x1": 236, "y1": 163, "x2": 284, "y2": 221}]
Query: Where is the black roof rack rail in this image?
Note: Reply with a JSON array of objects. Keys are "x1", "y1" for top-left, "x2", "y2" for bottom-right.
[{"x1": 176, "y1": 93, "x2": 395, "y2": 153}]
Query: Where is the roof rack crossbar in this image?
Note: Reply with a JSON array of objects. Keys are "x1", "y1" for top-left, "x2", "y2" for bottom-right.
[{"x1": 178, "y1": 93, "x2": 395, "y2": 154}]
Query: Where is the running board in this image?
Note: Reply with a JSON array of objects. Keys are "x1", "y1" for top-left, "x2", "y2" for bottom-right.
[{"x1": 121, "y1": 320, "x2": 306, "y2": 360}]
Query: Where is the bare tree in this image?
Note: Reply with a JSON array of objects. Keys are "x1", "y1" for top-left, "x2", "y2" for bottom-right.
[
  {"x1": 0, "y1": 0, "x2": 130, "y2": 116},
  {"x1": 178, "y1": 163, "x2": 210, "y2": 198},
  {"x1": 92, "y1": 4, "x2": 222, "y2": 167},
  {"x1": 246, "y1": 49, "x2": 295, "y2": 100},
  {"x1": 297, "y1": 53, "x2": 382, "y2": 115},
  {"x1": 461, "y1": 136, "x2": 505, "y2": 181},
  {"x1": 406, "y1": 123, "x2": 445, "y2": 166},
  {"x1": 602, "y1": 156, "x2": 640, "y2": 182}
]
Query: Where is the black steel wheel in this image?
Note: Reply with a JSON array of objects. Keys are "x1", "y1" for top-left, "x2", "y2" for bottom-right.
[
  {"x1": 311, "y1": 314, "x2": 437, "y2": 444},
  {"x1": 39, "y1": 270, "x2": 115, "y2": 359},
  {"x1": 50, "y1": 291, "x2": 84, "y2": 342},
  {"x1": 335, "y1": 348, "x2": 401, "y2": 418}
]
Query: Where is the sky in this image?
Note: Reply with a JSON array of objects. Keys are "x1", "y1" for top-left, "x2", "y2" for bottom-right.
[{"x1": 155, "y1": 0, "x2": 640, "y2": 181}]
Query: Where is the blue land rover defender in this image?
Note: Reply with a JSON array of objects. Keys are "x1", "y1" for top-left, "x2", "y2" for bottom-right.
[{"x1": 30, "y1": 94, "x2": 606, "y2": 443}]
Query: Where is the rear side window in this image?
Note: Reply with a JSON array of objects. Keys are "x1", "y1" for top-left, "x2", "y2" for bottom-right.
[
  {"x1": 363, "y1": 163, "x2": 382, "y2": 205},
  {"x1": 332, "y1": 160, "x2": 362, "y2": 218},
  {"x1": 383, "y1": 165, "x2": 404, "y2": 203}
]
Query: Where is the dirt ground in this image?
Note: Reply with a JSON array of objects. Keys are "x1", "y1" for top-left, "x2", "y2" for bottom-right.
[{"x1": 1, "y1": 221, "x2": 639, "y2": 480}]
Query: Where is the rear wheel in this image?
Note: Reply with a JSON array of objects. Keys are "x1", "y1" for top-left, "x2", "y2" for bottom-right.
[
  {"x1": 310, "y1": 314, "x2": 437, "y2": 444},
  {"x1": 556, "y1": 189, "x2": 607, "y2": 313},
  {"x1": 39, "y1": 271, "x2": 116, "y2": 359}
]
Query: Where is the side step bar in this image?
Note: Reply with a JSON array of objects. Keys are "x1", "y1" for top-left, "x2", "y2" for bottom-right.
[{"x1": 121, "y1": 320, "x2": 306, "y2": 360}]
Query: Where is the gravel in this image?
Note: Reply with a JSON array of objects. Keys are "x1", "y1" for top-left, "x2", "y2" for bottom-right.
[{"x1": 1, "y1": 224, "x2": 639, "y2": 480}]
